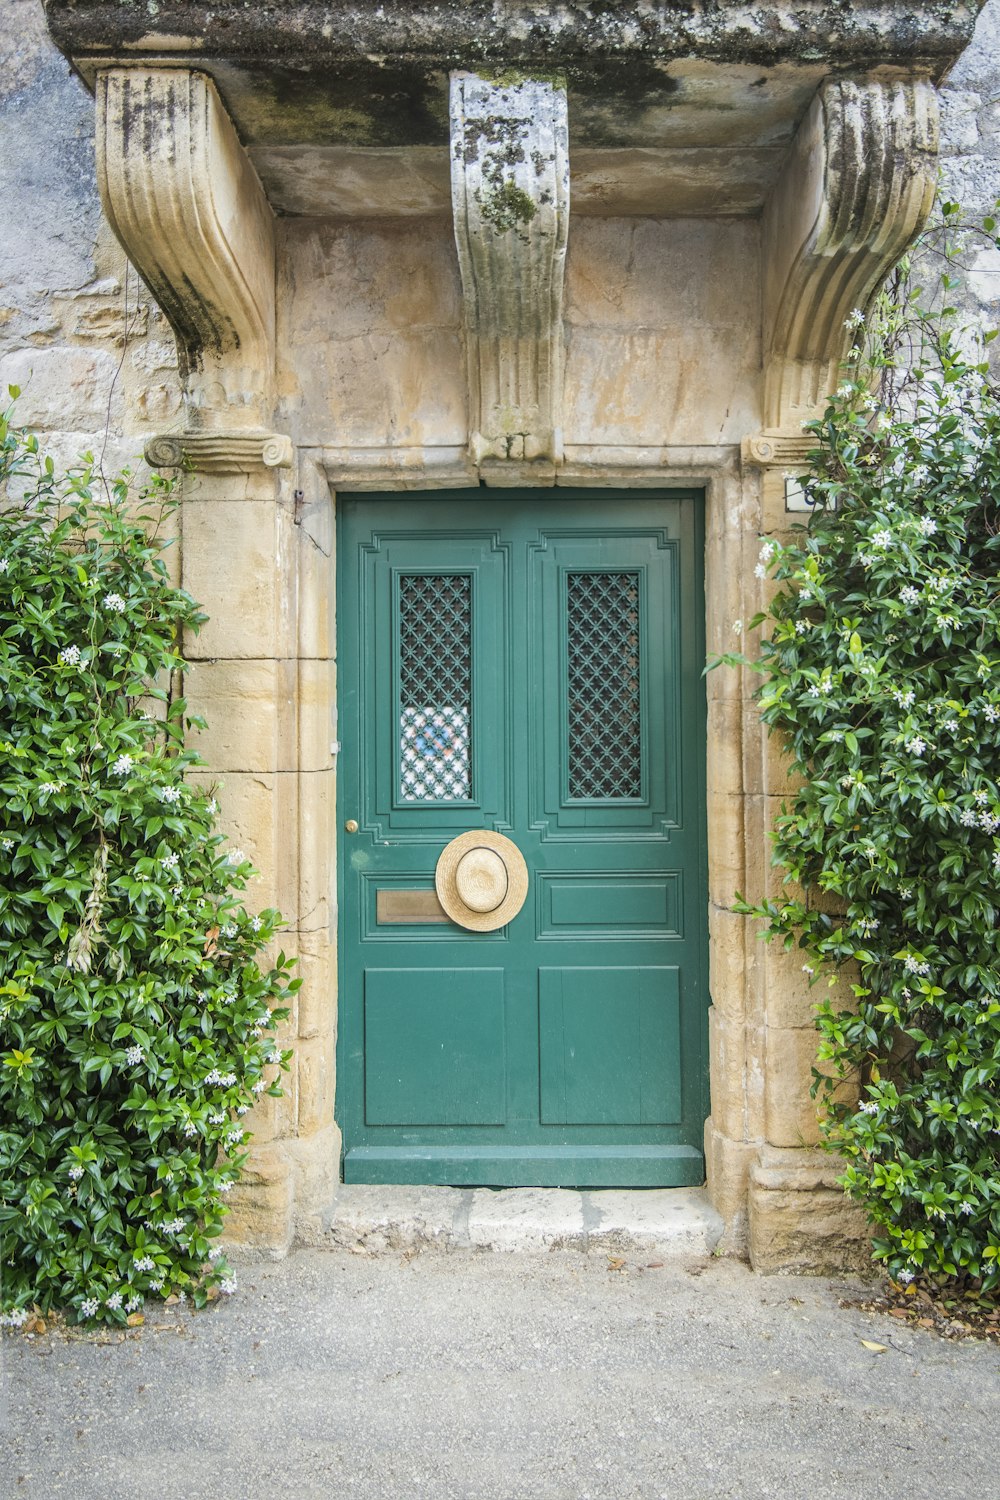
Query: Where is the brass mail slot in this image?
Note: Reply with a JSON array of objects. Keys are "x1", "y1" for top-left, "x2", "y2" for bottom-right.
[{"x1": 376, "y1": 888, "x2": 450, "y2": 925}]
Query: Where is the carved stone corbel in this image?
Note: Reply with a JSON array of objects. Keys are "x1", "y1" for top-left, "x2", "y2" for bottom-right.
[
  {"x1": 450, "y1": 72, "x2": 569, "y2": 482},
  {"x1": 760, "y1": 77, "x2": 938, "y2": 437},
  {"x1": 96, "y1": 68, "x2": 276, "y2": 432}
]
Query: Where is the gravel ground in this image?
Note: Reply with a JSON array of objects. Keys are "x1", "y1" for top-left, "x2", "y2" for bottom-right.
[{"x1": 2, "y1": 1245, "x2": 998, "y2": 1500}]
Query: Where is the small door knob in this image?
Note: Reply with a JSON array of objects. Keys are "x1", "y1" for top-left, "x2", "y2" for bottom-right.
[{"x1": 344, "y1": 819, "x2": 359, "y2": 834}]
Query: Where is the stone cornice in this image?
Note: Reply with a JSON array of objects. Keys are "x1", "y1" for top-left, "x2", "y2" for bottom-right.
[{"x1": 45, "y1": 2, "x2": 986, "y2": 74}]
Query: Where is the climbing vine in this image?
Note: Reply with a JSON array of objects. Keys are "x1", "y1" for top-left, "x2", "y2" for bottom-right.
[
  {"x1": 717, "y1": 203, "x2": 1000, "y2": 1292},
  {"x1": 0, "y1": 397, "x2": 296, "y2": 1327}
]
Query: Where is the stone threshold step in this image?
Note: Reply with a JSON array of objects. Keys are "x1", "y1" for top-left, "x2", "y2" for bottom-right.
[{"x1": 324, "y1": 1185, "x2": 723, "y2": 1257}]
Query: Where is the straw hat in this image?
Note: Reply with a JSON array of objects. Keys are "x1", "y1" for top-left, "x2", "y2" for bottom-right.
[{"x1": 435, "y1": 829, "x2": 529, "y2": 932}]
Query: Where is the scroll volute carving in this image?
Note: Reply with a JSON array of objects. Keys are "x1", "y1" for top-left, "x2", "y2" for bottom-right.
[
  {"x1": 761, "y1": 77, "x2": 939, "y2": 435},
  {"x1": 450, "y1": 72, "x2": 570, "y2": 480},
  {"x1": 96, "y1": 68, "x2": 276, "y2": 432}
]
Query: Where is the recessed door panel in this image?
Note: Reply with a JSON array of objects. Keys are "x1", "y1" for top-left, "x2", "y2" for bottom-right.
[
  {"x1": 538, "y1": 966, "x2": 681, "y2": 1125},
  {"x1": 338, "y1": 491, "x2": 708, "y2": 1187}
]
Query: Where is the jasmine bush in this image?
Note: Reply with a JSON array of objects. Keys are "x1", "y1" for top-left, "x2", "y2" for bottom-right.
[
  {"x1": 0, "y1": 395, "x2": 296, "y2": 1326},
  {"x1": 719, "y1": 209, "x2": 1000, "y2": 1292}
]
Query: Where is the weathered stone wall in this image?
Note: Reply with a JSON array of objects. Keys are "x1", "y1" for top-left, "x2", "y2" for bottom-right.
[{"x1": 0, "y1": 1, "x2": 182, "y2": 467}]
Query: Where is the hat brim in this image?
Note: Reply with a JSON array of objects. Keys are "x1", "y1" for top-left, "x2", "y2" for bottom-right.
[{"x1": 435, "y1": 829, "x2": 529, "y2": 932}]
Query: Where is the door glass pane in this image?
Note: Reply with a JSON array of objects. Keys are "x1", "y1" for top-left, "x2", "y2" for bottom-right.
[
  {"x1": 567, "y1": 571, "x2": 642, "y2": 799},
  {"x1": 398, "y1": 573, "x2": 472, "y2": 801}
]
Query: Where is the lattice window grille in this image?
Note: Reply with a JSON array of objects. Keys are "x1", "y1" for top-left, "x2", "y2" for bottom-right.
[
  {"x1": 398, "y1": 573, "x2": 472, "y2": 802},
  {"x1": 567, "y1": 571, "x2": 642, "y2": 800}
]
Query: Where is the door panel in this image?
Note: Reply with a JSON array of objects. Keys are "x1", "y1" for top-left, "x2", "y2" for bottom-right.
[{"x1": 338, "y1": 491, "x2": 708, "y2": 1187}]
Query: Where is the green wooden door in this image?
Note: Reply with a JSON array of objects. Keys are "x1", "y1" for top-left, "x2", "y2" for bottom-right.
[{"x1": 337, "y1": 490, "x2": 708, "y2": 1186}]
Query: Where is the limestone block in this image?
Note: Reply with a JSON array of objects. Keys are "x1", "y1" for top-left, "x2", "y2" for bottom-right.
[
  {"x1": 185, "y1": 658, "x2": 282, "y2": 773},
  {"x1": 181, "y1": 500, "x2": 282, "y2": 660},
  {"x1": 288, "y1": 1124, "x2": 341, "y2": 1245},
  {"x1": 0, "y1": 346, "x2": 121, "y2": 431},
  {"x1": 193, "y1": 770, "x2": 299, "y2": 921},
  {"x1": 297, "y1": 769, "x2": 335, "y2": 935},
  {"x1": 706, "y1": 696, "x2": 743, "y2": 802},
  {"x1": 222, "y1": 1141, "x2": 294, "y2": 1254},
  {"x1": 708, "y1": 1008, "x2": 750, "y2": 1142},
  {"x1": 762, "y1": 1024, "x2": 856, "y2": 1148},
  {"x1": 295, "y1": 931, "x2": 337, "y2": 1042},
  {"x1": 703, "y1": 1121, "x2": 759, "y2": 1259},
  {"x1": 708, "y1": 903, "x2": 749, "y2": 1024},
  {"x1": 707, "y1": 792, "x2": 746, "y2": 908},
  {"x1": 748, "y1": 1145, "x2": 872, "y2": 1274},
  {"x1": 296, "y1": 1034, "x2": 335, "y2": 1138},
  {"x1": 295, "y1": 658, "x2": 337, "y2": 774}
]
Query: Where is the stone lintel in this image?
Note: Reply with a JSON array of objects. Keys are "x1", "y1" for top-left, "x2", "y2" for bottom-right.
[
  {"x1": 45, "y1": 2, "x2": 986, "y2": 75},
  {"x1": 450, "y1": 72, "x2": 569, "y2": 471},
  {"x1": 761, "y1": 76, "x2": 939, "y2": 432},
  {"x1": 97, "y1": 67, "x2": 276, "y2": 430},
  {"x1": 146, "y1": 430, "x2": 293, "y2": 474}
]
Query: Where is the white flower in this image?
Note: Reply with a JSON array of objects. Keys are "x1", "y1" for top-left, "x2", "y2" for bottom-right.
[
  {"x1": 754, "y1": 562, "x2": 767, "y2": 579},
  {"x1": 208, "y1": 1246, "x2": 224, "y2": 1261},
  {"x1": 837, "y1": 383, "x2": 855, "y2": 399},
  {"x1": 985, "y1": 705, "x2": 999, "y2": 723},
  {"x1": 164, "y1": 1218, "x2": 185, "y2": 1235},
  {"x1": 802, "y1": 964, "x2": 814, "y2": 976},
  {"x1": 899, "y1": 585, "x2": 920, "y2": 606},
  {"x1": 759, "y1": 541, "x2": 776, "y2": 563},
  {"x1": 125, "y1": 1296, "x2": 142, "y2": 1313},
  {"x1": 206, "y1": 798, "x2": 218, "y2": 816},
  {"x1": 124, "y1": 1045, "x2": 144, "y2": 1066},
  {"x1": 149, "y1": 1280, "x2": 163, "y2": 1292},
  {"x1": 844, "y1": 308, "x2": 865, "y2": 329},
  {"x1": 0, "y1": 558, "x2": 8, "y2": 574},
  {"x1": 795, "y1": 620, "x2": 809, "y2": 635},
  {"x1": 226, "y1": 1128, "x2": 243, "y2": 1145},
  {"x1": 111, "y1": 753, "x2": 133, "y2": 776},
  {"x1": 905, "y1": 737, "x2": 927, "y2": 756},
  {"x1": 221, "y1": 1072, "x2": 237, "y2": 1087},
  {"x1": 918, "y1": 516, "x2": 938, "y2": 537},
  {"x1": 871, "y1": 529, "x2": 892, "y2": 548},
  {"x1": 157, "y1": 785, "x2": 182, "y2": 804},
  {"x1": 859, "y1": 1100, "x2": 879, "y2": 1115},
  {"x1": 160, "y1": 851, "x2": 179, "y2": 871},
  {"x1": 38, "y1": 781, "x2": 63, "y2": 796},
  {"x1": 103, "y1": 592, "x2": 127, "y2": 613},
  {"x1": 252, "y1": 1078, "x2": 267, "y2": 1095},
  {"x1": 237, "y1": 1105, "x2": 249, "y2": 1116},
  {"x1": 226, "y1": 848, "x2": 247, "y2": 866},
  {"x1": 58, "y1": 645, "x2": 81, "y2": 666},
  {"x1": 993, "y1": 851, "x2": 1000, "y2": 873},
  {"x1": 205, "y1": 1068, "x2": 221, "y2": 1085},
  {"x1": 134, "y1": 1255, "x2": 155, "y2": 1272},
  {"x1": 958, "y1": 1201, "x2": 974, "y2": 1216},
  {"x1": 68, "y1": 1164, "x2": 84, "y2": 1181},
  {"x1": 856, "y1": 917, "x2": 880, "y2": 936},
  {"x1": 896, "y1": 1269, "x2": 915, "y2": 1285},
  {"x1": 2, "y1": 1308, "x2": 29, "y2": 1328},
  {"x1": 943, "y1": 719, "x2": 958, "y2": 734},
  {"x1": 2, "y1": 837, "x2": 13, "y2": 852},
  {"x1": 899, "y1": 886, "x2": 912, "y2": 900},
  {"x1": 892, "y1": 689, "x2": 915, "y2": 709},
  {"x1": 732, "y1": 619, "x2": 744, "y2": 635},
  {"x1": 106, "y1": 1292, "x2": 123, "y2": 1311},
  {"x1": 183, "y1": 1120, "x2": 197, "y2": 1137},
  {"x1": 79, "y1": 1298, "x2": 99, "y2": 1318},
  {"x1": 218, "y1": 1180, "x2": 234, "y2": 1194},
  {"x1": 219, "y1": 1277, "x2": 238, "y2": 1295},
  {"x1": 209, "y1": 1112, "x2": 225, "y2": 1125},
  {"x1": 903, "y1": 955, "x2": 930, "y2": 976}
]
